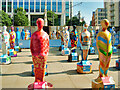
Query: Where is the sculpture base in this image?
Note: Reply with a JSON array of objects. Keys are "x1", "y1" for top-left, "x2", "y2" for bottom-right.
[
  {"x1": 59, "y1": 45, "x2": 64, "y2": 51},
  {"x1": 92, "y1": 76, "x2": 115, "y2": 89},
  {"x1": 14, "y1": 46, "x2": 21, "y2": 52},
  {"x1": 116, "y1": 60, "x2": 120, "y2": 69},
  {"x1": 89, "y1": 47, "x2": 95, "y2": 55},
  {"x1": 112, "y1": 46, "x2": 117, "y2": 54},
  {"x1": 118, "y1": 44, "x2": 120, "y2": 49},
  {"x1": 0, "y1": 54, "x2": 11, "y2": 65},
  {"x1": 8, "y1": 49, "x2": 17, "y2": 57},
  {"x1": 77, "y1": 60, "x2": 92, "y2": 74},
  {"x1": 28, "y1": 82, "x2": 53, "y2": 90},
  {"x1": 68, "y1": 52, "x2": 79, "y2": 62},
  {"x1": 32, "y1": 64, "x2": 48, "y2": 76},
  {"x1": 61, "y1": 48, "x2": 70, "y2": 56}
]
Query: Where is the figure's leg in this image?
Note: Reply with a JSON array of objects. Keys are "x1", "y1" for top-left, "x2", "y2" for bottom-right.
[
  {"x1": 83, "y1": 50, "x2": 89, "y2": 60},
  {"x1": 33, "y1": 56, "x2": 47, "y2": 82},
  {"x1": 104, "y1": 56, "x2": 111, "y2": 77}
]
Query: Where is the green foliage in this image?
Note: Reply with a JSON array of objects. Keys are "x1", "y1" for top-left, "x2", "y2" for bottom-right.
[
  {"x1": 14, "y1": 7, "x2": 29, "y2": 26},
  {"x1": 66, "y1": 17, "x2": 86, "y2": 26},
  {"x1": 47, "y1": 11, "x2": 59, "y2": 26},
  {"x1": 0, "y1": 10, "x2": 12, "y2": 26}
]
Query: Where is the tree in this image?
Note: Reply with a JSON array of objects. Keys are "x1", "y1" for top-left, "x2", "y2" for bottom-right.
[
  {"x1": 66, "y1": 17, "x2": 80, "y2": 26},
  {"x1": 46, "y1": 11, "x2": 59, "y2": 26},
  {"x1": 13, "y1": 7, "x2": 29, "y2": 26},
  {"x1": 0, "y1": 10, "x2": 12, "y2": 26},
  {"x1": 79, "y1": 21, "x2": 86, "y2": 26}
]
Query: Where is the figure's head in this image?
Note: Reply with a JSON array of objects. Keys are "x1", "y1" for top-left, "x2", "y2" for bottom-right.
[
  {"x1": 9, "y1": 30, "x2": 11, "y2": 33},
  {"x1": 16, "y1": 27, "x2": 19, "y2": 31},
  {"x1": 11, "y1": 26, "x2": 14, "y2": 31},
  {"x1": 100, "y1": 19, "x2": 109, "y2": 31},
  {"x1": 36, "y1": 18, "x2": 44, "y2": 31},
  {"x1": 65, "y1": 26, "x2": 68, "y2": 31},
  {"x1": 22, "y1": 29, "x2": 24, "y2": 31},
  {"x1": 3, "y1": 26, "x2": 7, "y2": 32},
  {"x1": 73, "y1": 25, "x2": 76, "y2": 31},
  {"x1": 83, "y1": 24, "x2": 88, "y2": 30}
]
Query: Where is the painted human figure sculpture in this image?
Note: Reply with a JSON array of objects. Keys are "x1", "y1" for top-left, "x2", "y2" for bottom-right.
[
  {"x1": 95, "y1": 19, "x2": 112, "y2": 82},
  {"x1": 21, "y1": 29, "x2": 25, "y2": 40},
  {"x1": 70, "y1": 25, "x2": 78, "y2": 52},
  {"x1": 80, "y1": 24, "x2": 91, "y2": 60},
  {"x1": 10, "y1": 27, "x2": 16, "y2": 49},
  {"x1": 2, "y1": 26, "x2": 10, "y2": 55},
  {"x1": 63, "y1": 26, "x2": 69, "y2": 48},
  {"x1": 15, "y1": 27, "x2": 20, "y2": 46},
  {"x1": 30, "y1": 18, "x2": 49, "y2": 82}
]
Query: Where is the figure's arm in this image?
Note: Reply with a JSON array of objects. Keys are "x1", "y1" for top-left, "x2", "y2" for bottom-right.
[
  {"x1": 107, "y1": 33, "x2": 112, "y2": 56},
  {"x1": 96, "y1": 33, "x2": 99, "y2": 52},
  {"x1": 79, "y1": 33, "x2": 82, "y2": 45},
  {"x1": 30, "y1": 35, "x2": 33, "y2": 55}
]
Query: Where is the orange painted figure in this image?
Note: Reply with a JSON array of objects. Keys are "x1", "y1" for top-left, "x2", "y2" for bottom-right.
[
  {"x1": 9, "y1": 27, "x2": 16, "y2": 49},
  {"x1": 30, "y1": 18, "x2": 49, "y2": 82},
  {"x1": 95, "y1": 19, "x2": 112, "y2": 82}
]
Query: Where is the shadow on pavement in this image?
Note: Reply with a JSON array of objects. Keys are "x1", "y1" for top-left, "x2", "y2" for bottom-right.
[
  {"x1": 1, "y1": 71, "x2": 33, "y2": 77},
  {"x1": 49, "y1": 69, "x2": 94, "y2": 76},
  {"x1": 109, "y1": 67, "x2": 120, "y2": 71},
  {"x1": 12, "y1": 61, "x2": 33, "y2": 64}
]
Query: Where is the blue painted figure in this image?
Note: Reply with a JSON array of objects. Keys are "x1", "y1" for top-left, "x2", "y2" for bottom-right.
[
  {"x1": 15, "y1": 27, "x2": 20, "y2": 46},
  {"x1": 9, "y1": 30, "x2": 11, "y2": 33},
  {"x1": 29, "y1": 30, "x2": 31, "y2": 38},
  {"x1": 21, "y1": 29, "x2": 25, "y2": 40}
]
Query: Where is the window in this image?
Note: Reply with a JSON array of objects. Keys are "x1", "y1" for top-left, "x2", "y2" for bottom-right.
[
  {"x1": 47, "y1": 0, "x2": 51, "y2": 11},
  {"x1": 36, "y1": 0, "x2": 40, "y2": 12},
  {"x1": 65, "y1": 2, "x2": 69, "y2": 12},
  {"x1": 8, "y1": 0, "x2": 12, "y2": 12},
  {"x1": 41, "y1": 0, "x2": 45, "y2": 12},
  {"x1": 30, "y1": 0, "x2": 34, "y2": 12},
  {"x1": 58, "y1": 0, "x2": 62, "y2": 12},
  {"x1": 24, "y1": 0, "x2": 29, "y2": 12},
  {"x1": 2, "y1": 0, "x2": 6, "y2": 12},
  {"x1": 13, "y1": 0, "x2": 17, "y2": 11},
  {"x1": 19, "y1": 0, "x2": 23, "y2": 8},
  {"x1": 52, "y1": 0, "x2": 56, "y2": 12}
]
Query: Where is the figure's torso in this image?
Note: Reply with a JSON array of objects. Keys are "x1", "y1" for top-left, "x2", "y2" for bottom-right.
[
  {"x1": 31, "y1": 30, "x2": 49, "y2": 57},
  {"x1": 97, "y1": 30, "x2": 112, "y2": 56},
  {"x1": 81, "y1": 31, "x2": 90, "y2": 46}
]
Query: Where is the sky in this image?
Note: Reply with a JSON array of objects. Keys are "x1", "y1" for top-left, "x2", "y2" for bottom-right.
[{"x1": 73, "y1": 1, "x2": 104, "y2": 25}]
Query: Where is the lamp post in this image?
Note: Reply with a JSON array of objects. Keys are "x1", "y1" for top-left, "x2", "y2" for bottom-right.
[{"x1": 44, "y1": 0, "x2": 47, "y2": 26}]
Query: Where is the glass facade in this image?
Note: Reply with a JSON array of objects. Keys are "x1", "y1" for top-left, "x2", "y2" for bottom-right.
[
  {"x1": 2, "y1": 0, "x2": 6, "y2": 12},
  {"x1": 19, "y1": 0, "x2": 23, "y2": 8},
  {"x1": 24, "y1": 0, "x2": 29, "y2": 12},
  {"x1": 30, "y1": 0, "x2": 34, "y2": 12},
  {"x1": 8, "y1": 0, "x2": 12, "y2": 12},
  {"x1": 36, "y1": 0, "x2": 40, "y2": 12},
  {"x1": 41, "y1": 0, "x2": 45, "y2": 12},
  {"x1": 58, "y1": 0, "x2": 62, "y2": 12},
  {"x1": 52, "y1": 1, "x2": 56, "y2": 12},
  {"x1": 13, "y1": 0, "x2": 17, "y2": 11},
  {"x1": 47, "y1": 0, "x2": 51, "y2": 11}
]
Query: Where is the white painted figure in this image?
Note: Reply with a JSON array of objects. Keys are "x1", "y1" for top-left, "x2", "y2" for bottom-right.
[{"x1": 2, "y1": 26, "x2": 10, "y2": 55}]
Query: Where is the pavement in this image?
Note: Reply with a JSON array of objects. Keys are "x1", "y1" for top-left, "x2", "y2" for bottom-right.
[{"x1": 0, "y1": 47, "x2": 120, "y2": 89}]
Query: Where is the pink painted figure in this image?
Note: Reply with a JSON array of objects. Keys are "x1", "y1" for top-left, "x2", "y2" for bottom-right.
[{"x1": 30, "y1": 18, "x2": 49, "y2": 82}]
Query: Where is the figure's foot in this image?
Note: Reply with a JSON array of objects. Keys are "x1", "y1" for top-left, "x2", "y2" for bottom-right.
[{"x1": 95, "y1": 77, "x2": 102, "y2": 83}]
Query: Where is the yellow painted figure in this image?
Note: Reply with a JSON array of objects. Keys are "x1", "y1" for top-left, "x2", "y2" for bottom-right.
[
  {"x1": 95, "y1": 19, "x2": 112, "y2": 82},
  {"x1": 10, "y1": 27, "x2": 16, "y2": 49}
]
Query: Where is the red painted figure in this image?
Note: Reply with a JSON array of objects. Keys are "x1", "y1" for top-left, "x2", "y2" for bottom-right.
[{"x1": 30, "y1": 18, "x2": 49, "y2": 82}]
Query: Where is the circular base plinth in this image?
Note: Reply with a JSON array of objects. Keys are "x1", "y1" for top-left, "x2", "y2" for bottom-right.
[
  {"x1": 77, "y1": 65, "x2": 92, "y2": 74},
  {"x1": 0, "y1": 62, "x2": 12, "y2": 65},
  {"x1": 28, "y1": 82, "x2": 53, "y2": 90},
  {"x1": 11, "y1": 54, "x2": 17, "y2": 57}
]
